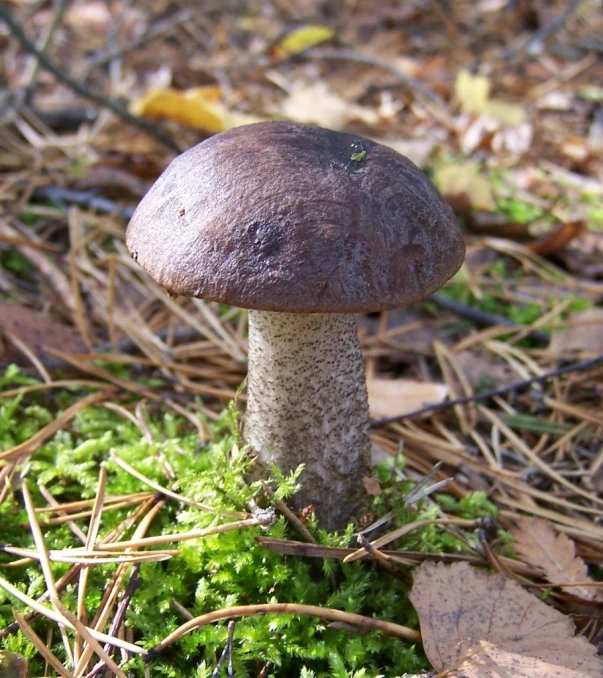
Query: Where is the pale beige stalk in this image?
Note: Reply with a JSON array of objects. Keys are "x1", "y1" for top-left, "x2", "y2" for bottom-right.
[{"x1": 245, "y1": 311, "x2": 371, "y2": 530}]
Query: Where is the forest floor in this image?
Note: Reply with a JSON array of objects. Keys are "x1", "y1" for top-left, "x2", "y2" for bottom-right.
[{"x1": 0, "y1": 1, "x2": 602, "y2": 677}]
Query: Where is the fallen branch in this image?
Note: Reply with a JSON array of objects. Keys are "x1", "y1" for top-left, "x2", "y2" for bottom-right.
[
  {"x1": 370, "y1": 354, "x2": 603, "y2": 426},
  {"x1": 430, "y1": 293, "x2": 550, "y2": 345},
  {"x1": 144, "y1": 603, "x2": 421, "y2": 659},
  {"x1": 0, "y1": 5, "x2": 180, "y2": 152}
]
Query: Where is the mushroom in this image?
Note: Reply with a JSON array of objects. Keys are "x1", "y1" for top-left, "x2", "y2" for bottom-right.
[{"x1": 126, "y1": 121, "x2": 465, "y2": 530}]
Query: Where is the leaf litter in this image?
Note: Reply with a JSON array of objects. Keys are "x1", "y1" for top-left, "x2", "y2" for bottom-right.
[
  {"x1": 0, "y1": 0, "x2": 603, "y2": 675},
  {"x1": 511, "y1": 517, "x2": 602, "y2": 603},
  {"x1": 410, "y1": 561, "x2": 603, "y2": 678}
]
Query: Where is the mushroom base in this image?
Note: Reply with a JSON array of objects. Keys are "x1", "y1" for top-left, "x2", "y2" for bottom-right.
[{"x1": 245, "y1": 310, "x2": 372, "y2": 530}]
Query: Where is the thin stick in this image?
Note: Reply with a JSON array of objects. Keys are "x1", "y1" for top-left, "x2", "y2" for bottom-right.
[
  {"x1": 22, "y1": 482, "x2": 74, "y2": 667},
  {"x1": 75, "y1": 464, "x2": 108, "y2": 664},
  {"x1": 109, "y1": 453, "x2": 247, "y2": 518},
  {"x1": 72, "y1": 518, "x2": 265, "y2": 552},
  {"x1": 84, "y1": 565, "x2": 143, "y2": 678},
  {"x1": 506, "y1": 0, "x2": 584, "y2": 58},
  {"x1": 212, "y1": 620, "x2": 236, "y2": 678},
  {"x1": 12, "y1": 609, "x2": 74, "y2": 678},
  {"x1": 75, "y1": 502, "x2": 165, "y2": 677},
  {"x1": 38, "y1": 485, "x2": 87, "y2": 543},
  {"x1": 429, "y1": 293, "x2": 550, "y2": 345},
  {"x1": 0, "y1": 390, "x2": 113, "y2": 462},
  {"x1": 0, "y1": 5, "x2": 180, "y2": 152},
  {"x1": 344, "y1": 518, "x2": 478, "y2": 563},
  {"x1": 370, "y1": 354, "x2": 603, "y2": 426},
  {"x1": 146, "y1": 603, "x2": 421, "y2": 657}
]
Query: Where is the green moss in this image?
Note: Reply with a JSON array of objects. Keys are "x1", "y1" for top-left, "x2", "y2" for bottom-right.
[
  {"x1": 0, "y1": 366, "x2": 494, "y2": 676},
  {"x1": 496, "y1": 197, "x2": 543, "y2": 224}
]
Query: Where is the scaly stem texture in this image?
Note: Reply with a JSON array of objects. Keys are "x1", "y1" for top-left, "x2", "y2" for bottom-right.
[{"x1": 245, "y1": 311, "x2": 371, "y2": 530}]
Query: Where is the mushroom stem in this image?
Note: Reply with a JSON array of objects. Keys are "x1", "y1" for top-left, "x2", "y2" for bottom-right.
[{"x1": 245, "y1": 310, "x2": 372, "y2": 530}]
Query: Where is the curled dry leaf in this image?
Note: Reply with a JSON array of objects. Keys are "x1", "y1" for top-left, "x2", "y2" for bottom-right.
[
  {"x1": 527, "y1": 220, "x2": 587, "y2": 256},
  {"x1": 410, "y1": 561, "x2": 603, "y2": 677},
  {"x1": 511, "y1": 517, "x2": 602, "y2": 602},
  {"x1": 130, "y1": 86, "x2": 263, "y2": 133}
]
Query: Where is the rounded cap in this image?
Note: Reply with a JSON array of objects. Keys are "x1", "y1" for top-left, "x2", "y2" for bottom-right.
[{"x1": 126, "y1": 121, "x2": 464, "y2": 313}]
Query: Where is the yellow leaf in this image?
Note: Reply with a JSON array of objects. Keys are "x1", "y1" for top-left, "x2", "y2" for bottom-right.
[
  {"x1": 130, "y1": 88, "x2": 225, "y2": 133},
  {"x1": 188, "y1": 86, "x2": 223, "y2": 104},
  {"x1": 435, "y1": 164, "x2": 496, "y2": 211},
  {"x1": 455, "y1": 70, "x2": 490, "y2": 114},
  {"x1": 483, "y1": 99, "x2": 526, "y2": 126},
  {"x1": 275, "y1": 25, "x2": 335, "y2": 57},
  {"x1": 455, "y1": 70, "x2": 526, "y2": 127},
  {"x1": 129, "y1": 87, "x2": 263, "y2": 133}
]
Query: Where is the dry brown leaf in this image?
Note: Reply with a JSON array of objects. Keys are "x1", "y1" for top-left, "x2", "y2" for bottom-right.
[
  {"x1": 511, "y1": 517, "x2": 602, "y2": 602},
  {"x1": 0, "y1": 651, "x2": 28, "y2": 678},
  {"x1": 550, "y1": 308, "x2": 603, "y2": 357},
  {"x1": 527, "y1": 220, "x2": 587, "y2": 256},
  {"x1": 0, "y1": 302, "x2": 86, "y2": 364},
  {"x1": 366, "y1": 379, "x2": 448, "y2": 419},
  {"x1": 362, "y1": 475, "x2": 382, "y2": 497},
  {"x1": 410, "y1": 561, "x2": 603, "y2": 677}
]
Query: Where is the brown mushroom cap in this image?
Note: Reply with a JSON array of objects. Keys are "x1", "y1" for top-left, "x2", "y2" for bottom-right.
[{"x1": 126, "y1": 121, "x2": 464, "y2": 313}]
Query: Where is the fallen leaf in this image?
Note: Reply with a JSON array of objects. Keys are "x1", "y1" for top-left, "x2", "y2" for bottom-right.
[
  {"x1": 367, "y1": 379, "x2": 448, "y2": 419},
  {"x1": 454, "y1": 350, "x2": 519, "y2": 390},
  {"x1": 511, "y1": 517, "x2": 601, "y2": 602},
  {"x1": 362, "y1": 476, "x2": 382, "y2": 496},
  {"x1": 375, "y1": 137, "x2": 436, "y2": 169},
  {"x1": 410, "y1": 561, "x2": 603, "y2": 677},
  {"x1": 434, "y1": 164, "x2": 496, "y2": 211},
  {"x1": 0, "y1": 302, "x2": 86, "y2": 365},
  {"x1": 455, "y1": 70, "x2": 490, "y2": 114},
  {"x1": 555, "y1": 230, "x2": 603, "y2": 278},
  {"x1": 0, "y1": 651, "x2": 28, "y2": 678},
  {"x1": 281, "y1": 84, "x2": 379, "y2": 130},
  {"x1": 274, "y1": 25, "x2": 335, "y2": 57},
  {"x1": 130, "y1": 86, "x2": 262, "y2": 133},
  {"x1": 455, "y1": 70, "x2": 526, "y2": 126},
  {"x1": 527, "y1": 220, "x2": 587, "y2": 256},
  {"x1": 483, "y1": 99, "x2": 526, "y2": 126},
  {"x1": 75, "y1": 164, "x2": 151, "y2": 199},
  {"x1": 550, "y1": 308, "x2": 603, "y2": 358}
]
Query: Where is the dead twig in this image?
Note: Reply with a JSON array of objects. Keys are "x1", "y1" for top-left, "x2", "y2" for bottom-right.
[
  {"x1": 144, "y1": 603, "x2": 421, "y2": 659},
  {"x1": 370, "y1": 354, "x2": 603, "y2": 426},
  {"x1": 430, "y1": 293, "x2": 550, "y2": 345},
  {"x1": 85, "y1": 564, "x2": 142, "y2": 678},
  {"x1": 0, "y1": 5, "x2": 180, "y2": 152},
  {"x1": 512, "y1": 0, "x2": 585, "y2": 57}
]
